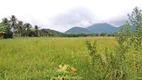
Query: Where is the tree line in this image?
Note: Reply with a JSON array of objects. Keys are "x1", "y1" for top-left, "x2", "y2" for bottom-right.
[
  {"x1": 61, "y1": 33, "x2": 115, "y2": 37},
  {"x1": 0, "y1": 15, "x2": 47, "y2": 38},
  {"x1": 0, "y1": 15, "x2": 116, "y2": 38}
]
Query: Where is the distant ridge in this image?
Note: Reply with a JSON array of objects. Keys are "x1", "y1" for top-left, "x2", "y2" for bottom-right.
[
  {"x1": 87, "y1": 23, "x2": 118, "y2": 33},
  {"x1": 65, "y1": 27, "x2": 90, "y2": 34},
  {"x1": 40, "y1": 29, "x2": 63, "y2": 36},
  {"x1": 65, "y1": 23, "x2": 118, "y2": 34}
]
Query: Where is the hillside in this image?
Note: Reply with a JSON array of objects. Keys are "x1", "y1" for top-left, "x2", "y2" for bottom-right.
[
  {"x1": 65, "y1": 23, "x2": 118, "y2": 34},
  {"x1": 65, "y1": 27, "x2": 90, "y2": 34},
  {"x1": 87, "y1": 23, "x2": 118, "y2": 33},
  {"x1": 40, "y1": 29, "x2": 64, "y2": 36}
]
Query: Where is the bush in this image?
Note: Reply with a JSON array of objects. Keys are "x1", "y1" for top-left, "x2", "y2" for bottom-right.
[
  {"x1": 3, "y1": 26, "x2": 13, "y2": 39},
  {"x1": 3, "y1": 32, "x2": 13, "y2": 38},
  {"x1": 84, "y1": 7, "x2": 142, "y2": 80}
]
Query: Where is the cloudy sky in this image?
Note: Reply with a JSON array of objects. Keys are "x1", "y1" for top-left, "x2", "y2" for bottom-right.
[{"x1": 0, "y1": 0, "x2": 141, "y2": 32}]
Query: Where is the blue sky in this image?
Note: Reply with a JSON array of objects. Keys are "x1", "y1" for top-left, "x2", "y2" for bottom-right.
[{"x1": 0, "y1": 0, "x2": 141, "y2": 32}]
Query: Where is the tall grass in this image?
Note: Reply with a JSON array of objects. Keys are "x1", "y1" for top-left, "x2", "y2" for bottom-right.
[
  {"x1": 0, "y1": 37, "x2": 116, "y2": 80},
  {"x1": 0, "y1": 36, "x2": 142, "y2": 80},
  {"x1": 84, "y1": 23, "x2": 142, "y2": 80}
]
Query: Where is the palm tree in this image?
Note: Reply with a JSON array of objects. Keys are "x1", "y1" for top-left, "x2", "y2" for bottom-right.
[
  {"x1": 1, "y1": 18, "x2": 13, "y2": 38},
  {"x1": 2, "y1": 18, "x2": 9, "y2": 24},
  {"x1": 10, "y1": 15, "x2": 17, "y2": 28},
  {"x1": 24, "y1": 23, "x2": 32, "y2": 36},
  {"x1": 34, "y1": 25, "x2": 40, "y2": 37},
  {"x1": 9, "y1": 15, "x2": 18, "y2": 35},
  {"x1": 17, "y1": 21, "x2": 23, "y2": 37},
  {"x1": 1, "y1": 18, "x2": 10, "y2": 30}
]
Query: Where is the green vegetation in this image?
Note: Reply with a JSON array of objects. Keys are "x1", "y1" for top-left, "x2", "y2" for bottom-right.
[
  {"x1": 1, "y1": 6, "x2": 142, "y2": 80},
  {"x1": 0, "y1": 37, "x2": 116, "y2": 80},
  {"x1": 0, "y1": 15, "x2": 42, "y2": 38},
  {"x1": 82, "y1": 7, "x2": 142, "y2": 80},
  {"x1": 0, "y1": 16, "x2": 115, "y2": 38}
]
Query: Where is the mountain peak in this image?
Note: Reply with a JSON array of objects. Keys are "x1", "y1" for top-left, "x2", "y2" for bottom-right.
[
  {"x1": 87, "y1": 23, "x2": 118, "y2": 33},
  {"x1": 65, "y1": 27, "x2": 90, "y2": 34},
  {"x1": 90, "y1": 23, "x2": 113, "y2": 27},
  {"x1": 65, "y1": 23, "x2": 118, "y2": 34}
]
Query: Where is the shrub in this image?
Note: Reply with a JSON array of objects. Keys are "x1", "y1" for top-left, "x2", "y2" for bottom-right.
[{"x1": 3, "y1": 26, "x2": 13, "y2": 39}]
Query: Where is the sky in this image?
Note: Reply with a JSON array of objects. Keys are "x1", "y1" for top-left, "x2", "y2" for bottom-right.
[{"x1": 0, "y1": 0, "x2": 142, "y2": 32}]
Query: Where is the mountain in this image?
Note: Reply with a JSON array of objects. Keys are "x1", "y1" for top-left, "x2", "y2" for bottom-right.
[
  {"x1": 40, "y1": 29, "x2": 64, "y2": 36},
  {"x1": 65, "y1": 27, "x2": 90, "y2": 34},
  {"x1": 65, "y1": 23, "x2": 118, "y2": 34},
  {"x1": 87, "y1": 23, "x2": 118, "y2": 33}
]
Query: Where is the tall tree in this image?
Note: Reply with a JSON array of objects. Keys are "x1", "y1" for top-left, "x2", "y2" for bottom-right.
[
  {"x1": 1, "y1": 18, "x2": 9, "y2": 33},
  {"x1": 34, "y1": 25, "x2": 40, "y2": 37},
  {"x1": 0, "y1": 17, "x2": 13, "y2": 38},
  {"x1": 2, "y1": 18, "x2": 9, "y2": 24},
  {"x1": 24, "y1": 23, "x2": 32, "y2": 36},
  {"x1": 10, "y1": 15, "x2": 17, "y2": 28},
  {"x1": 17, "y1": 21, "x2": 23, "y2": 37}
]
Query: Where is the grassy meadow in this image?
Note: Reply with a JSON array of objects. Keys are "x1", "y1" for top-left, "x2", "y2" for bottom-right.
[
  {"x1": 0, "y1": 37, "x2": 117, "y2": 80},
  {"x1": 0, "y1": 37, "x2": 142, "y2": 80}
]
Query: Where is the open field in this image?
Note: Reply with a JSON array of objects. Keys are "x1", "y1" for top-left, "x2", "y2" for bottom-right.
[
  {"x1": 0, "y1": 37, "x2": 116, "y2": 79},
  {"x1": 0, "y1": 37, "x2": 142, "y2": 80}
]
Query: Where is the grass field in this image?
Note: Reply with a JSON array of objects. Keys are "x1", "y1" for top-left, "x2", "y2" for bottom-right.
[{"x1": 0, "y1": 37, "x2": 142, "y2": 80}]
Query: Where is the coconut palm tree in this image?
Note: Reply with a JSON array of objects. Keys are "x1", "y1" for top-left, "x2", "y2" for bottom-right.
[
  {"x1": 17, "y1": 21, "x2": 23, "y2": 37},
  {"x1": 34, "y1": 25, "x2": 40, "y2": 37},
  {"x1": 9, "y1": 15, "x2": 18, "y2": 35},
  {"x1": 1, "y1": 17, "x2": 13, "y2": 38},
  {"x1": 10, "y1": 15, "x2": 17, "y2": 28},
  {"x1": 2, "y1": 18, "x2": 9, "y2": 24},
  {"x1": 24, "y1": 23, "x2": 32, "y2": 36}
]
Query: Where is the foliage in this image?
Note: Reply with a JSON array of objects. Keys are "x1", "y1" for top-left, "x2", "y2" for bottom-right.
[
  {"x1": 1, "y1": 6, "x2": 142, "y2": 80},
  {"x1": 0, "y1": 24, "x2": 5, "y2": 32},
  {"x1": 3, "y1": 26, "x2": 13, "y2": 38},
  {"x1": 84, "y1": 7, "x2": 142, "y2": 80},
  {"x1": 100, "y1": 32, "x2": 107, "y2": 36},
  {"x1": 0, "y1": 15, "x2": 116, "y2": 38},
  {"x1": 0, "y1": 15, "x2": 42, "y2": 38},
  {"x1": 127, "y1": 7, "x2": 142, "y2": 50},
  {"x1": 61, "y1": 33, "x2": 115, "y2": 37},
  {"x1": 0, "y1": 37, "x2": 116, "y2": 80}
]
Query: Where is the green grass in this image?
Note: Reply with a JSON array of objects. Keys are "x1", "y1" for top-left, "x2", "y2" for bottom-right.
[
  {"x1": 1, "y1": 37, "x2": 142, "y2": 80},
  {"x1": 0, "y1": 37, "x2": 116, "y2": 80}
]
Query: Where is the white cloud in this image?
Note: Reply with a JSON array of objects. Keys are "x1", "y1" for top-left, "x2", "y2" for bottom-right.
[
  {"x1": 49, "y1": 7, "x2": 100, "y2": 32},
  {"x1": 0, "y1": 0, "x2": 142, "y2": 32}
]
